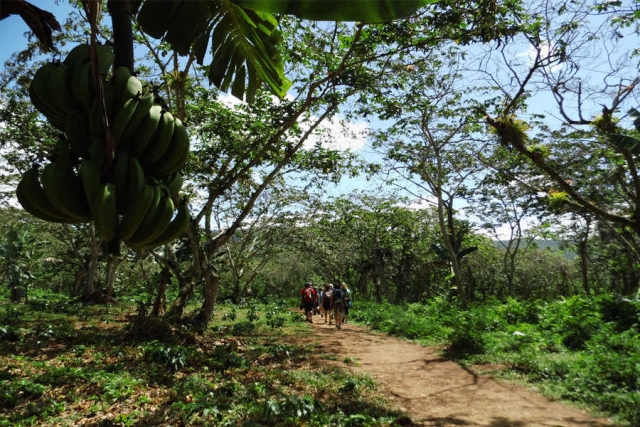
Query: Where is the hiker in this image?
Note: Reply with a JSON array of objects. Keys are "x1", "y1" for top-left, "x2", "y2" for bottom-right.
[
  {"x1": 321, "y1": 283, "x2": 333, "y2": 324},
  {"x1": 313, "y1": 287, "x2": 321, "y2": 315},
  {"x1": 331, "y1": 282, "x2": 345, "y2": 329},
  {"x1": 316, "y1": 287, "x2": 324, "y2": 317},
  {"x1": 341, "y1": 282, "x2": 352, "y2": 324},
  {"x1": 300, "y1": 282, "x2": 317, "y2": 323}
]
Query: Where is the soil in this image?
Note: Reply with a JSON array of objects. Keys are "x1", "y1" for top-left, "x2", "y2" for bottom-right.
[{"x1": 309, "y1": 318, "x2": 618, "y2": 427}]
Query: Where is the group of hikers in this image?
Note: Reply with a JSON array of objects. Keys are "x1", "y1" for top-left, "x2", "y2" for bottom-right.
[{"x1": 301, "y1": 282, "x2": 352, "y2": 329}]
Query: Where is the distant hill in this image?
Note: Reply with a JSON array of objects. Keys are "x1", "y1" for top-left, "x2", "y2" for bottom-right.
[{"x1": 493, "y1": 239, "x2": 576, "y2": 259}]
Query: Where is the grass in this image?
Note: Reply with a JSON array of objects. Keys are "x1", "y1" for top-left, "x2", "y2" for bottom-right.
[{"x1": 0, "y1": 298, "x2": 407, "y2": 427}]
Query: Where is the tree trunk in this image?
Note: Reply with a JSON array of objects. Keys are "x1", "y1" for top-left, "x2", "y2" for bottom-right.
[
  {"x1": 107, "y1": 1, "x2": 134, "y2": 71},
  {"x1": 105, "y1": 255, "x2": 120, "y2": 297},
  {"x1": 197, "y1": 273, "x2": 220, "y2": 327},
  {"x1": 438, "y1": 200, "x2": 467, "y2": 308},
  {"x1": 166, "y1": 278, "x2": 196, "y2": 319},
  {"x1": 84, "y1": 224, "x2": 99, "y2": 296},
  {"x1": 151, "y1": 269, "x2": 169, "y2": 317},
  {"x1": 578, "y1": 239, "x2": 590, "y2": 295}
]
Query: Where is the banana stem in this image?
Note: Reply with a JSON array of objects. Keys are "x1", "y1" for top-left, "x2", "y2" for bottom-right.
[{"x1": 108, "y1": 0, "x2": 134, "y2": 72}]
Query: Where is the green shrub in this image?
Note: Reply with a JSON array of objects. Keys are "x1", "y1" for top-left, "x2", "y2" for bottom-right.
[
  {"x1": 541, "y1": 296, "x2": 602, "y2": 350},
  {"x1": 597, "y1": 294, "x2": 639, "y2": 331},
  {"x1": 445, "y1": 310, "x2": 488, "y2": 357},
  {"x1": 142, "y1": 341, "x2": 188, "y2": 371},
  {"x1": 0, "y1": 379, "x2": 46, "y2": 408},
  {"x1": 231, "y1": 321, "x2": 256, "y2": 336}
]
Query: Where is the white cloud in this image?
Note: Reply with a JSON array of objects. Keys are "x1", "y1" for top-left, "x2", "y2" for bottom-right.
[
  {"x1": 516, "y1": 42, "x2": 564, "y2": 72},
  {"x1": 303, "y1": 117, "x2": 369, "y2": 152},
  {"x1": 218, "y1": 93, "x2": 369, "y2": 153}
]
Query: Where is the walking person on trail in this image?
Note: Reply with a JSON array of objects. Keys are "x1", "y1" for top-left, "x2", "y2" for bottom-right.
[
  {"x1": 341, "y1": 282, "x2": 352, "y2": 324},
  {"x1": 321, "y1": 283, "x2": 333, "y2": 324},
  {"x1": 331, "y1": 283, "x2": 345, "y2": 329},
  {"x1": 313, "y1": 286, "x2": 321, "y2": 315},
  {"x1": 301, "y1": 282, "x2": 317, "y2": 323},
  {"x1": 316, "y1": 287, "x2": 323, "y2": 317}
]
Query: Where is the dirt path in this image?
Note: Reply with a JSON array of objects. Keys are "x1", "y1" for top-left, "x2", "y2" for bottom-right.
[{"x1": 310, "y1": 319, "x2": 617, "y2": 427}]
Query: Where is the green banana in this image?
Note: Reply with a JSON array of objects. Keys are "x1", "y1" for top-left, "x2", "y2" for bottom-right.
[
  {"x1": 110, "y1": 66, "x2": 131, "y2": 107},
  {"x1": 125, "y1": 190, "x2": 175, "y2": 248},
  {"x1": 149, "y1": 117, "x2": 190, "y2": 177},
  {"x1": 119, "y1": 92, "x2": 155, "y2": 144},
  {"x1": 48, "y1": 63, "x2": 78, "y2": 116},
  {"x1": 87, "y1": 138, "x2": 106, "y2": 169},
  {"x1": 30, "y1": 63, "x2": 66, "y2": 129},
  {"x1": 113, "y1": 149, "x2": 130, "y2": 211},
  {"x1": 128, "y1": 103, "x2": 163, "y2": 156},
  {"x1": 71, "y1": 61, "x2": 93, "y2": 112},
  {"x1": 118, "y1": 183, "x2": 157, "y2": 241},
  {"x1": 79, "y1": 159, "x2": 102, "y2": 215},
  {"x1": 111, "y1": 95, "x2": 140, "y2": 146},
  {"x1": 65, "y1": 43, "x2": 112, "y2": 67},
  {"x1": 140, "y1": 202, "x2": 190, "y2": 249},
  {"x1": 122, "y1": 183, "x2": 162, "y2": 241},
  {"x1": 28, "y1": 78, "x2": 53, "y2": 121},
  {"x1": 113, "y1": 71, "x2": 142, "y2": 112},
  {"x1": 93, "y1": 183, "x2": 118, "y2": 242},
  {"x1": 65, "y1": 109, "x2": 91, "y2": 159},
  {"x1": 63, "y1": 44, "x2": 90, "y2": 67},
  {"x1": 97, "y1": 46, "x2": 115, "y2": 76},
  {"x1": 16, "y1": 167, "x2": 79, "y2": 223},
  {"x1": 162, "y1": 171, "x2": 184, "y2": 198},
  {"x1": 140, "y1": 109, "x2": 175, "y2": 167},
  {"x1": 88, "y1": 83, "x2": 115, "y2": 141},
  {"x1": 88, "y1": 96, "x2": 105, "y2": 138},
  {"x1": 122, "y1": 155, "x2": 145, "y2": 207},
  {"x1": 40, "y1": 161, "x2": 92, "y2": 222}
]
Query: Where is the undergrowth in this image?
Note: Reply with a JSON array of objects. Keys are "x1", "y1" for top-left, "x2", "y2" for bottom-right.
[
  {"x1": 0, "y1": 296, "x2": 406, "y2": 427},
  {"x1": 351, "y1": 294, "x2": 639, "y2": 426}
]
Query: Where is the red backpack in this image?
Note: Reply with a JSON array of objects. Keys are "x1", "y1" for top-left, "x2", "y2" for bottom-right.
[{"x1": 303, "y1": 287, "x2": 314, "y2": 302}]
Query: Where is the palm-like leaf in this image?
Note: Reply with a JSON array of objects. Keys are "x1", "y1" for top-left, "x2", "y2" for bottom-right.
[
  {"x1": 210, "y1": 2, "x2": 289, "y2": 102},
  {"x1": 136, "y1": 0, "x2": 434, "y2": 102},
  {"x1": 136, "y1": 0, "x2": 288, "y2": 102}
]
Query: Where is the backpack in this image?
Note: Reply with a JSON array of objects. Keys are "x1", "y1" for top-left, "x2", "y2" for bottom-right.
[
  {"x1": 333, "y1": 288, "x2": 344, "y2": 304},
  {"x1": 344, "y1": 289, "x2": 352, "y2": 307},
  {"x1": 303, "y1": 287, "x2": 314, "y2": 302}
]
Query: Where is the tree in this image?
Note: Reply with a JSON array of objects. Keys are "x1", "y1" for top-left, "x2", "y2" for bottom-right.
[{"x1": 2, "y1": 0, "x2": 437, "y2": 314}]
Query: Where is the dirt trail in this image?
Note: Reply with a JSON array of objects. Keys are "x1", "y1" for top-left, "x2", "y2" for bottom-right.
[{"x1": 310, "y1": 319, "x2": 617, "y2": 427}]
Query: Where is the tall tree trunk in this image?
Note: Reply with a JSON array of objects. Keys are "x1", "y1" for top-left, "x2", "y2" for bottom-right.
[
  {"x1": 578, "y1": 239, "x2": 590, "y2": 295},
  {"x1": 105, "y1": 255, "x2": 120, "y2": 297},
  {"x1": 438, "y1": 200, "x2": 467, "y2": 308},
  {"x1": 151, "y1": 269, "x2": 169, "y2": 317},
  {"x1": 578, "y1": 217, "x2": 591, "y2": 295},
  {"x1": 197, "y1": 272, "x2": 220, "y2": 327},
  {"x1": 84, "y1": 224, "x2": 99, "y2": 296},
  {"x1": 166, "y1": 279, "x2": 196, "y2": 319}
]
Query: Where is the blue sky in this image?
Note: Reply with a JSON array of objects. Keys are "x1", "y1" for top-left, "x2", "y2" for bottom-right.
[{"x1": 0, "y1": 0, "x2": 76, "y2": 64}]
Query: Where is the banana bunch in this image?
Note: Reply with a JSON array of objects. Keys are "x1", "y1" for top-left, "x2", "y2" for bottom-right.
[
  {"x1": 105, "y1": 65, "x2": 191, "y2": 249},
  {"x1": 19, "y1": 43, "x2": 191, "y2": 250},
  {"x1": 17, "y1": 138, "x2": 91, "y2": 224},
  {"x1": 29, "y1": 44, "x2": 114, "y2": 132}
]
